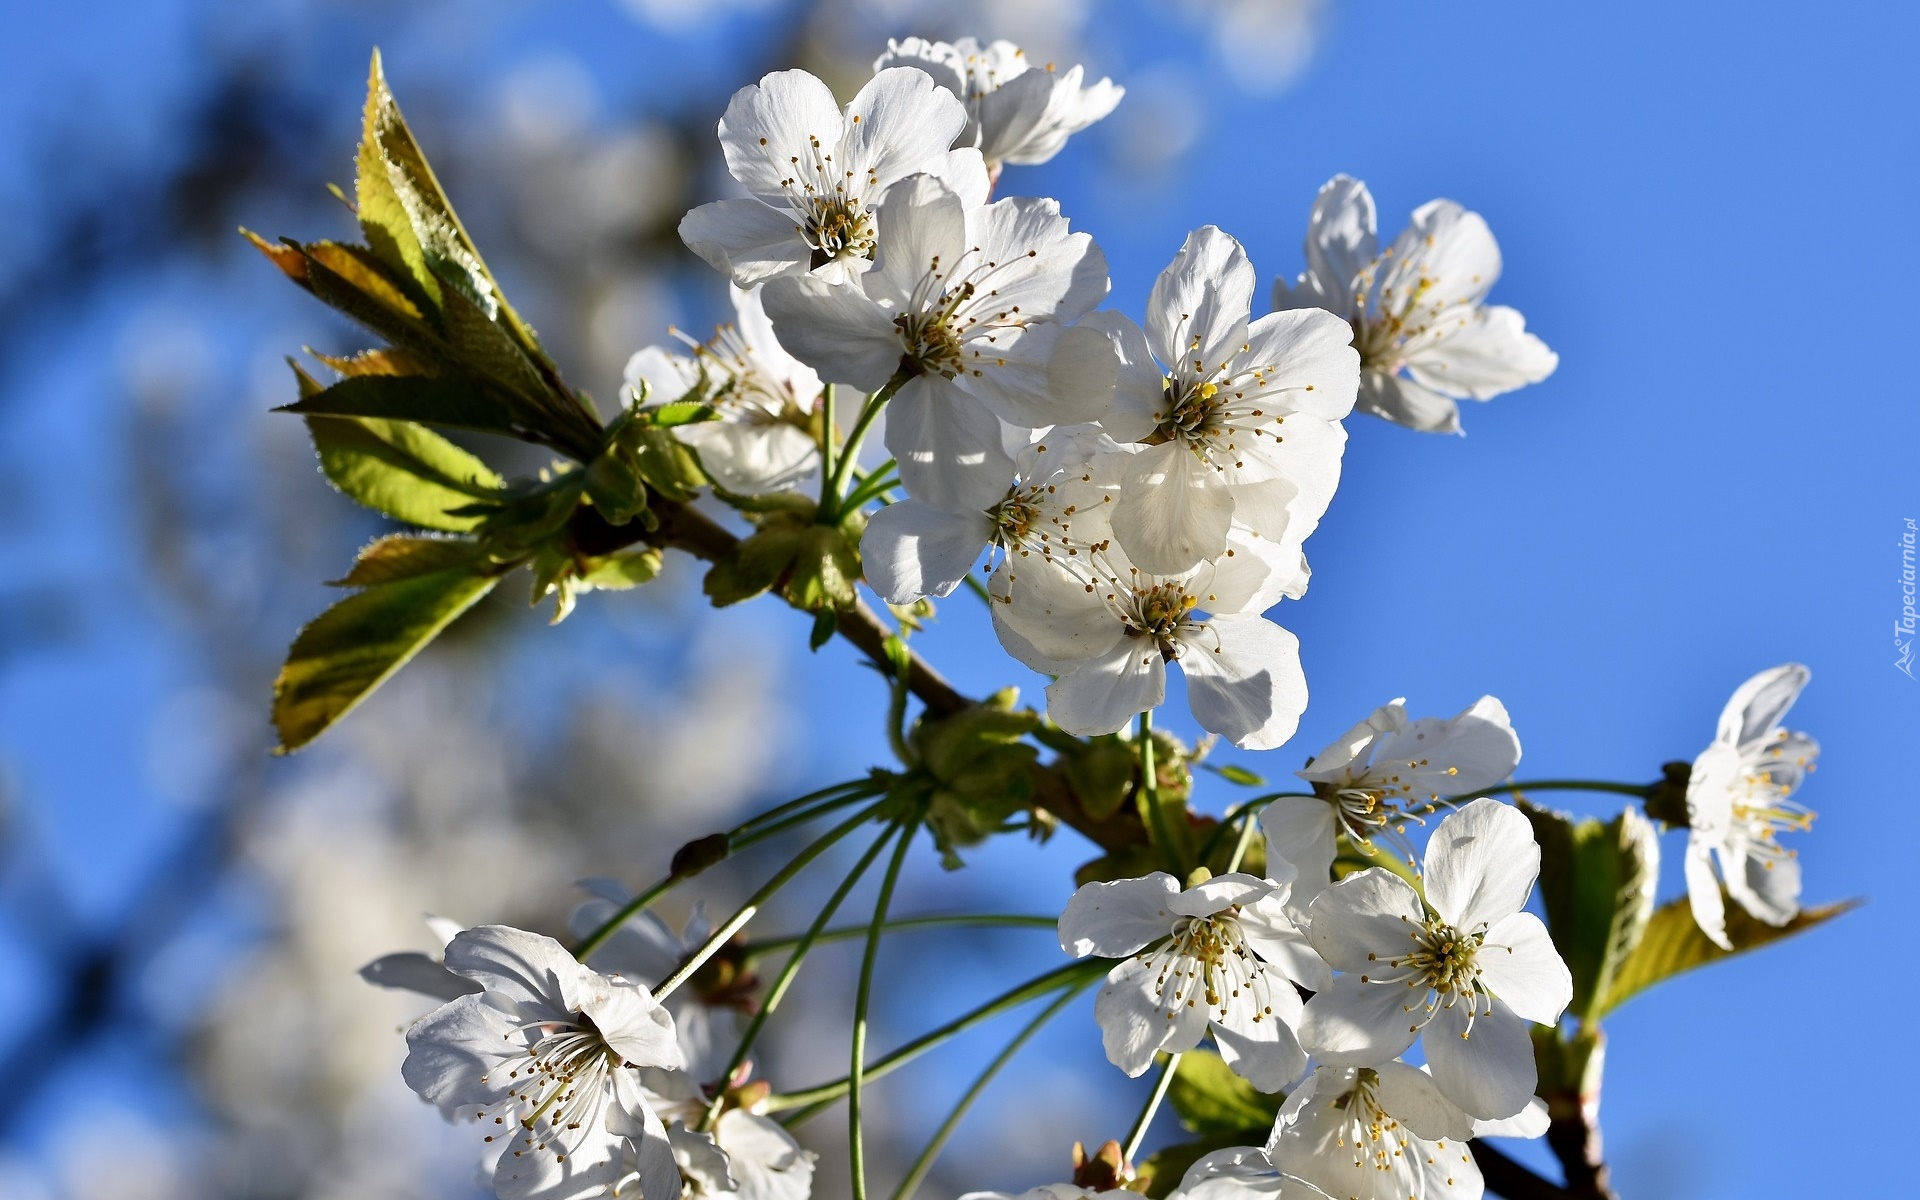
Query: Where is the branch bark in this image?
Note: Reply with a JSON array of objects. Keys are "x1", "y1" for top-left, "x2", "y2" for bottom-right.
[{"x1": 1471, "y1": 1143, "x2": 1571, "y2": 1200}]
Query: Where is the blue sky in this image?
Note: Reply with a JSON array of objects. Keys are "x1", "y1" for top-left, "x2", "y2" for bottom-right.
[{"x1": 2, "y1": 2, "x2": 1915, "y2": 1197}]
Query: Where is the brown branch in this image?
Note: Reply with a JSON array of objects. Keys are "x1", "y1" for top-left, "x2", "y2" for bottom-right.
[{"x1": 1545, "y1": 1108, "x2": 1619, "y2": 1200}]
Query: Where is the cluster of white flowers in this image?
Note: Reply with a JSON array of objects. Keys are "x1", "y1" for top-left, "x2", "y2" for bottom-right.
[{"x1": 351, "y1": 28, "x2": 1829, "y2": 1200}]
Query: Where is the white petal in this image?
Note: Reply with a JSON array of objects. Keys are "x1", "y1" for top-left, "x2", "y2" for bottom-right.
[
  {"x1": 1472, "y1": 1095, "x2": 1550, "y2": 1139},
  {"x1": 990, "y1": 556, "x2": 1124, "y2": 663},
  {"x1": 1403, "y1": 305, "x2": 1557, "y2": 400},
  {"x1": 1259, "y1": 798, "x2": 1338, "y2": 909},
  {"x1": 1297, "y1": 974, "x2": 1421, "y2": 1067},
  {"x1": 1305, "y1": 868, "x2": 1426, "y2": 972},
  {"x1": 1716, "y1": 663, "x2": 1811, "y2": 751},
  {"x1": 1422, "y1": 1001, "x2": 1536, "y2": 1121},
  {"x1": 1169, "y1": 872, "x2": 1275, "y2": 916},
  {"x1": 1212, "y1": 987, "x2": 1308, "y2": 1093},
  {"x1": 1058, "y1": 872, "x2": 1181, "y2": 957},
  {"x1": 678, "y1": 421, "x2": 820, "y2": 495},
  {"x1": 1355, "y1": 369, "x2": 1461, "y2": 434},
  {"x1": 844, "y1": 67, "x2": 970, "y2": 193},
  {"x1": 968, "y1": 196, "x2": 1111, "y2": 322},
  {"x1": 759, "y1": 276, "x2": 902, "y2": 391},
  {"x1": 679, "y1": 198, "x2": 812, "y2": 286},
  {"x1": 1725, "y1": 840, "x2": 1802, "y2": 926},
  {"x1": 1372, "y1": 1059, "x2": 1476, "y2": 1142},
  {"x1": 865, "y1": 172, "x2": 968, "y2": 310},
  {"x1": 1235, "y1": 308, "x2": 1360, "y2": 423},
  {"x1": 1179, "y1": 615, "x2": 1307, "y2": 751},
  {"x1": 884, "y1": 375, "x2": 1017, "y2": 512},
  {"x1": 861, "y1": 499, "x2": 991, "y2": 603},
  {"x1": 1045, "y1": 637, "x2": 1168, "y2": 736},
  {"x1": 718, "y1": 70, "x2": 847, "y2": 207},
  {"x1": 1084, "y1": 310, "x2": 1166, "y2": 444},
  {"x1": 1148, "y1": 225, "x2": 1255, "y2": 376},
  {"x1": 1095, "y1": 957, "x2": 1191, "y2": 1075},
  {"x1": 957, "y1": 321, "x2": 1117, "y2": 429},
  {"x1": 623, "y1": 346, "x2": 702, "y2": 404},
  {"x1": 567, "y1": 897, "x2": 684, "y2": 987},
  {"x1": 443, "y1": 925, "x2": 582, "y2": 1014},
  {"x1": 1301, "y1": 174, "x2": 1377, "y2": 315},
  {"x1": 1423, "y1": 799, "x2": 1539, "y2": 932},
  {"x1": 1110, "y1": 440, "x2": 1234, "y2": 575},
  {"x1": 401, "y1": 994, "x2": 520, "y2": 1115},
  {"x1": 1235, "y1": 896, "x2": 1333, "y2": 991},
  {"x1": 576, "y1": 979, "x2": 683, "y2": 1071},
  {"x1": 1378, "y1": 200, "x2": 1502, "y2": 314},
  {"x1": 1477, "y1": 912, "x2": 1572, "y2": 1024},
  {"x1": 1373, "y1": 695, "x2": 1522, "y2": 802},
  {"x1": 1684, "y1": 837, "x2": 1732, "y2": 950}
]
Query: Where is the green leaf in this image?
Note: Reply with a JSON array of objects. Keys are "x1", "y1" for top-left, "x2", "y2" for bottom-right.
[
  {"x1": 1166, "y1": 1050, "x2": 1281, "y2": 1136},
  {"x1": 283, "y1": 374, "x2": 526, "y2": 443},
  {"x1": 1203, "y1": 763, "x2": 1267, "y2": 787},
  {"x1": 330, "y1": 535, "x2": 482, "y2": 586},
  {"x1": 273, "y1": 567, "x2": 500, "y2": 751},
  {"x1": 307, "y1": 414, "x2": 504, "y2": 531},
  {"x1": 1593, "y1": 894, "x2": 1857, "y2": 1018},
  {"x1": 1519, "y1": 799, "x2": 1659, "y2": 1023},
  {"x1": 646, "y1": 401, "x2": 718, "y2": 428},
  {"x1": 357, "y1": 49, "x2": 493, "y2": 317}
]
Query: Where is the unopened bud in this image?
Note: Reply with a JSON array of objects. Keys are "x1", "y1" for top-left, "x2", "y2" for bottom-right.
[
  {"x1": 1070, "y1": 1139, "x2": 1133, "y2": 1191},
  {"x1": 671, "y1": 832, "x2": 730, "y2": 878}
]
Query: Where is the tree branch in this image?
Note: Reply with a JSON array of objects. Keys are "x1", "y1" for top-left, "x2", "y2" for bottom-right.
[{"x1": 1545, "y1": 1108, "x2": 1619, "y2": 1200}]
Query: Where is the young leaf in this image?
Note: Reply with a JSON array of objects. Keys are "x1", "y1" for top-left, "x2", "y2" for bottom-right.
[
  {"x1": 282, "y1": 374, "x2": 526, "y2": 443},
  {"x1": 273, "y1": 567, "x2": 501, "y2": 752},
  {"x1": 1202, "y1": 763, "x2": 1267, "y2": 787},
  {"x1": 329, "y1": 534, "x2": 483, "y2": 586},
  {"x1": 1166, "y1": 1049, "x2": 1281, "y2": 1136},
  {"x1": 1519, "y1": 800, "x2": 1659, "y2": 1024},
  {"x1": 1593, "y1": 894, "x2": 1858, "y2": 1019},
  {"x1": 307, "y1": 414, "x2": 504, "y2": 531},
  {"x1": 578, "y1": 548, "x2": 663, "y2": 590}
]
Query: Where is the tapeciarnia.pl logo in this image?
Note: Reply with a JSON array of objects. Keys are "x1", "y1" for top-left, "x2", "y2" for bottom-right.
[{"x1": 1899, "y1": 518, "x2": 1917, "y2": 678}]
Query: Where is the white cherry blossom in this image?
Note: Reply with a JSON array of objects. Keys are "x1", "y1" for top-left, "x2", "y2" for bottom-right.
[
  {"x1": 1059, "y1": 870, "x2": 1324, "y2": 1091},
  {"x1": 400, "y1": 925, "x2": 683, "y2": 1200},
  {"x1": 679, "y1": 67, "x2": 985, "y2": 285},
  {"x1": 1299, "y1": 799, "x2": 1571, "y2": 1120},
  {"x1": 862, "y1": 423, "x2": 1119, "y2": 604},
  {"x1": 1276, "y1": 175, "x2": 1557, "y2": 434},
  {"x1": 762, "y1": 172, "x2": 1115, "y2": 512},
  {"x1": 569, "y1": 882, "x2": 745, "y2": 1086},
  {"x1": 625, "y1": 285, "x2": 821, "y2": 495},
  {"x1": 1164, "y1": 1145, "x2": 1335, "y2": 1199},
  {"x1": 669, "y1": 1110, "x2": 816, "y2": 1200},
  {"x1": 960, "y1": 1187, "x2": 1101, "y2": 1200},
  {"x1": 1267, "y1": 1062, "x2": 1545, "y2": 1200},
  {"x1": 1261, "y1": 696, "x2": 1521, "y2": 907},
  {"x1": 874, "y1": 37, "x2": 1123, "y2": 172},
  {"x1": 1683, "y1": 663, "x2": 1818, "y2": 949},
  {"x1": 1095, "y1": 224, "x2": 1358, "y2": 576},
  {"x1": 992, "y1": 524, "x2": 1311, "y2": 748}
]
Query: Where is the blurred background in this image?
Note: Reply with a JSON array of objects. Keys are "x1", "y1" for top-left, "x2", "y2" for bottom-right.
[{"x1": 1, "y1": 1, "x2": 1914, "y2": 1198}]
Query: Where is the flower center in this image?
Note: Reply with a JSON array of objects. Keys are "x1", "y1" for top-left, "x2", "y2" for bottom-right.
[
  {"x1": 1117, "y1": 579, "x2": 1201, "y2": 661},
  {"x1": 1360, "y1": 916, "x2": 1494, "y2": 1033},
  {"x1": 806, "y1": 197, "x2": 877, "y2": 268},
  {"x1": 1136, "y1": 911, "x2": 1279, "y2": 1027},
  {"x1": 479, "y1": 1015, "x2": 621, "y2": 1164},
  {"x1": 1350, "y1": 266, "x2": 1442, "y2": 374}
]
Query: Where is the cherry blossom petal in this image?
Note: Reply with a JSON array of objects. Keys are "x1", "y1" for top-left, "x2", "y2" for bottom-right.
[
  {"x1": 1423, "y1": 799, "x2": 1539, "y2": 932},
  {"x1": 759, "y1": 276, "x2": 903, "y2": 391},
  {"x1": 1259, "y1": 798, "x2": 1338, "y2": 908},
  {"x1": 1212, "y1": 991, "x2": 1308, "y2": 1093},
  {"x1": 1167, "y1": 872, "x2": 1275, "y2": 916},
  {"x1": 861, "y1": 499, "x2": 991, "y2": 603},
  {"x1": 843, "y1": 67, "x2": 970, "y2": 192},
  {"x1": 1179, "y1": 614, "x2": 1306, "y2": 751},
  {"x1": 716, "y1": 70, "x2": 847, "y2": 206},
  {"x1": 1085, "y1": 311, "x2": 1164, "y2": 444},
  {"x1": 1297, "y1": 973, "x2": 1422, "y2": 1067},
  {"x1": 884, "y1": 375, "x2": 1017, "y2": 512},
  {"x1": 1111, "y1": 440, "x2": 1235, "y2": 575},
  {"x1": 1058, "y1": 872, "x2": 1181, "y2": 957},
  {"x1": 1423, "y1": 1001, "x2": 1536, "y2": 1121},
  {"x1": 1147, "y1": 225, "x2": 1254, "y2": 375},
  {"x1": 1356, "y1": 370, "x2": 1462, "y2": 434},
  {"x1": 1302, "y1": 174, "x2": 1378, "y2": 313},
  {"x1": 957, "y1": 321, "x2": 1117, "y2": 429},
  {"x1": 1371, "y1": 1060, "x2": 1476, "y2": 1142},
  {"x1": 1684, "y1": 837, "x2": 1732, "y2": 951},
  {"x1": 1236, "y1": 308, "x2": 1360, "y2": 423},
  {"x1": 1306, "y1": 868, "x2": 1425, "y2": 972},
  {"x1": 1403, "y1": 304, "x2": 1557, "y2": 401},
  {"x1": 1478, "y1": 912, "x2": 1572, "y2": 1025},
  {"x1": 1716, "y1": 662, "x2": 1811, "y2": 750},
  {"x1": 1378, "y1": 200, "x2": 1502, "y2": 314},
  {"x1": 1094, "y1": 956, "x2": 1196, "y2": 1076},
  {"x1": 1045, "y1": 638, "x2": 1167, "y2": 737}
]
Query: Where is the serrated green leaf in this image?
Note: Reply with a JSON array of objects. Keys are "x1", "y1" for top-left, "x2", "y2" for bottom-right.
[
  {"x1": 330, "y1": 535, "x2": 482, "y2": 586},
  {"x1": 1593, "y1": 894, "x2": 1856, "y2": 1019},
  {"x1": 1519, "y1": 800, "x2": 1659, "y2": 1023},
  {"x1": 283, "y1": 375, "x2": 526, "y2": 442},
  {"x1": 1167, "y1": 1050, "x2": 1281, "y2": 1136},
  {"x1": 307, "y1": 414, "x2": 503, "y2": 531},
  {"x1": 273, "y1": 567, "x2": 500, "y2": 751}
]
